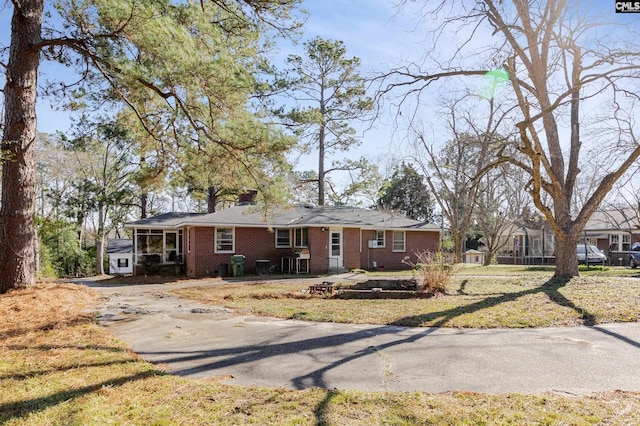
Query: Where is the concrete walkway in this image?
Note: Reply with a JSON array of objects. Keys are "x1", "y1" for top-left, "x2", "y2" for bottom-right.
[{"x1": 88, "y1": 275, "x2": 640, "y2": 395}]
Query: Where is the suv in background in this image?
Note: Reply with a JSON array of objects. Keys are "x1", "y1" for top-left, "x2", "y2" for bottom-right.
[
  {"x1": 576, "y1": 244, "x2": 607, "y2": 265},
  {"x1": 629, "y1": 243, "x2": 640, "y2": 268}
]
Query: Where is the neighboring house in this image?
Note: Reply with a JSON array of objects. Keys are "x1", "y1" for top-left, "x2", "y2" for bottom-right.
[
  {"x1": 582, "y1": 209, "x2": 640, "y2": 266},
  {"x1": 464, "y1": 249, "x2": 485, "y2": 265},
  {"x1": 124, "y1": 204, "x2": 441, "y2": 277},
  {"x1": 495, "y1": 221, "x2": 555, "y2": 265},
  {"x1": 107, "y1": 239, "x2": 134, "y2": 275},
  {"x1": 494, "y1": 208, "x2": 640, "y2": 266}
]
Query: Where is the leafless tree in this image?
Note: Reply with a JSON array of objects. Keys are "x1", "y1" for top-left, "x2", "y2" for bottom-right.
[
  {"x1": 379, "y1": 0, "x2": 640, "y2": 276},
  {"x1": 475, "y1": 162, "x2": 531, "y2": 265},
  {"x1": 411, "y1": 93, "x2": 515, "y2": 262}
]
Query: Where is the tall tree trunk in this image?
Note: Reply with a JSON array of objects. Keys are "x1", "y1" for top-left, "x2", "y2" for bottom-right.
[
  {"x1": 554, "y1": 231, "x2": 579, "y2": 277},
  {"x1": 141, "y1": 192, "x2": 148, "y2": 218},
  {"x1": 318, "y1": 125, "x2": 325, "y2": 206},
  {"x1": 140, "y1": 156, "x2": 148, "y2": 218},
  {"x1": 96, "y1": 202, "x2": 106, "y2": 276},
  {"x1": 0, "y1": 1, "x2": 43, "y2": 293},
  {"x1": 207, "y1": 186, "x2": 217, "y2": 213},
  {"x1": 454, "y1": 232, "x2": 464, "y2": 263},
  {"x1": 318, "y1": 85, "x2": 326, "y2": 206}
]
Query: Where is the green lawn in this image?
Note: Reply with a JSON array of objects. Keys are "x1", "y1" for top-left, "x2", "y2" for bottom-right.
[{"x1": 174, "y1": 273, "x2": 640, "y2": 328}]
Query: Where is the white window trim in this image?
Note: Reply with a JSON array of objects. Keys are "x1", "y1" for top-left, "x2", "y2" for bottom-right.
[
  {"x1": 586, "y1": 237, "x2": 598, "y2": 247},
  {"x1": 275, "y1": 228, "x2": 291, "y2": 248},
  {"x1": 135, "y1": 228, "x2": 164, "y2": 264},
  {"x1": 215, "y1": 227, "x2": 235, "y2": 253},
  {"x1": 375, "y1": 230, "x2": 385, "y2": 248},
  {"x1": 392, "y1": 230, "x2": 406, "y2": 252},
  {"x1": 610, "y1": 234, "x2": 622, "y2": 252}
]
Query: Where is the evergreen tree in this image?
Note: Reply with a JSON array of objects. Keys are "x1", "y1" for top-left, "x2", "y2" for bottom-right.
[
  {"x1": 280, "y1": 37, "x2": 372, "y2": 205},
  {"x1": 0, "y1": 0, "x2": 301, "y2": 292},
  {"x1": 377, "y1": 163, "x2": 434, "y2": 222}
]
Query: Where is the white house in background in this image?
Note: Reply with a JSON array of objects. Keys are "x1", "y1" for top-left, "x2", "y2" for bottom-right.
[
  {"x1": 107, "y1": 239, "x2": 134, "y2": 275},
  {"x1": 464, "y1": 249, "x2": 485, "y2": 264}
]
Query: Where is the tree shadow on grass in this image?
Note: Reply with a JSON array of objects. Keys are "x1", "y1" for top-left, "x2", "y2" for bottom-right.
[
  {"x1": 390, "y1": 276, "x2": 596, "y2": 328},
  {"x1": 124, "y1": 275, "x2": 639, "y2": 425},
  {"x1": 314, "y1": 390, "x2": 339, "y2": 426},
  {"x1": 0, "y1": 357, "x2": 142, "y2": 381},
  {"x1": 457, "y1": 279, "x2": 470, "y2": 295},
  {"x1": 0, "y1": 370, "x2": 160, "y2": 424}
]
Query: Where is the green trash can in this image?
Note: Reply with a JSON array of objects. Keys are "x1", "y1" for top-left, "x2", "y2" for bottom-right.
[{"x1": 231, "y1": 255, "x2": 245, "y2": 277}]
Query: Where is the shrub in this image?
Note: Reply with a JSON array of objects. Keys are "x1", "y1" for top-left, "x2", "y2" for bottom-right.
[
  {"x1": 37, "y1": 218, "x2": 97, "y2": 278},
  {"x1": 403, "y1": 251, "x2": 458, "y2": 296}
]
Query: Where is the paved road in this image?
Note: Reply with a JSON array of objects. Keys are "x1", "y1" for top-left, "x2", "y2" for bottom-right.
[{"x1": 88, "y1": 276, "x2": 640, "y2": 395}]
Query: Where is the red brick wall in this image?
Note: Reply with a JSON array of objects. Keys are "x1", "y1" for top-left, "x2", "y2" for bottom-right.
[
  {"x1": 343, "y1": 228, "x2": 362, "y2": 270},
  {"x1": 307, "y1": 228, "x2": 329, "y2": 274},
  {"x1": 187, "y1": 226, "x2": 333, "y2": 277},
  {"x1": 189, "y1": 227, "x2": 216, "y2": 277},
  {"x1": 359, "y1": 230, "x2": 439, "y2": 270},
  {"x1": 185, "y1": 226, "x2": 439, "y2": 277}
]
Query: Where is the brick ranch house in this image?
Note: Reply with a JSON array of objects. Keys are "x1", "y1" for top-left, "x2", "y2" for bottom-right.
[{"x1": 124, "y1": 204, "x2": 441, "y2": 277}]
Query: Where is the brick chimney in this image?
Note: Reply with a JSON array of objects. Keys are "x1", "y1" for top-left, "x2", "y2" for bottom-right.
[{"x1": 238, "y1": 190, "x2": 257, "y2": 205}]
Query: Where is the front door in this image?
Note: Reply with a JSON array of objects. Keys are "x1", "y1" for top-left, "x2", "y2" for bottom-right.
[{"x1": 329, "y1": 230, "x2": 343, "y2": 272}]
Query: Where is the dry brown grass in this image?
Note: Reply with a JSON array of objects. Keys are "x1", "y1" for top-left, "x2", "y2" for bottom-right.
[
  {"x1": 0, "y1": 283, "x2": 100, "y2": 340},
  {"x1": 2, "y1": 283, "x2": 640, "y2": 425}
]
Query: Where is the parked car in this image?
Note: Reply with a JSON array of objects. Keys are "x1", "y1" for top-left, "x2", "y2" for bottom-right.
[
  {"x1": 576, "y1": 244, "x2": 607, "y2": 265},
  {"x1": 629, "y1": 242, "x2": 640, "y2": 268}
]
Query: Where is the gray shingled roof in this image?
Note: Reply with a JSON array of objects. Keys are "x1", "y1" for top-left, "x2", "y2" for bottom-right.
[
  {"x1": 124, "y1": 212, "x2": 205, "y2": 229},
  {"x1": 107, "y1": 239, "x2": 133, "y2": 254},
  {"x1": 585, "y1": 209, "x2": 640, "y2": 231},
  {"x1": 125, "y1": 205, "x2": 440, "y2": 231}
]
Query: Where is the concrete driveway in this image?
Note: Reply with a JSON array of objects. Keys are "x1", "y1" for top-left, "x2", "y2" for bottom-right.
[{"x1": 89, "y1": 275, "x2": 640, "y2": 395}]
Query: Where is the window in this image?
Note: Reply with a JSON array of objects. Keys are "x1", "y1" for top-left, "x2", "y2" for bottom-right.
[
  {"x1": 374, "y1": 230, "x2": 385, "y2": 248},
  {"x1": 215, "y1": 227, "x2": 234, "y2": 253},
  {"x1": 586, "y1": 237, "x2": 598, "y2": 247},
  {"x1": 275, "y1": 229, "x2": 291, "y2": 248},
  {"x1": 294, "y1": 228, "x2": 308, "y2": 247},
  {"x1": 623, "y1": 234, "x2": 631, "y2": 251},
  {"x1": 135, "y1": 229, "x2": 184, "y2": 264},
  {"x1": 136, "y1": 229, "x2": 163, "y2": 264},
  {"x1": 165, "y1": 232, "x2": 178, "y2": 262},
  {"x1": 117, "y1": 258, "x2": 129, "y2": 268},
  {"x1": 392, "y1": 231, "x2": 405, "y2": 252},
  {"x1": 610, "y1": 234, "x2": 620, "y2": 251}
]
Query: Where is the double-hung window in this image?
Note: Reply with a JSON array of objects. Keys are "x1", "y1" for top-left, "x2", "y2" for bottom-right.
[
  {"x1": 215, "y1": 227, "x2": 234, "y2": 253},
  {"x1": 294, "y1": 228, "x2": 308, "y2": 247},
  {"x1": 374, "y1": 230, "x2": 385, "y2": 248},
  {"x1": 392, "y1": 231, "x2": 406, "y2": 252},
  {"x1": 275, "y1": 229, "x2": 291, "y2": 248}
]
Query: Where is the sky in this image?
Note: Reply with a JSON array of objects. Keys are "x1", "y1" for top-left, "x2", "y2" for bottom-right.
[
  {"x1": 2, "y1": 1, "x2": 639, "y2": 189},
  {"x1": 277, "y1": 0, "x2": 428, "y2": 175},
  {"x1": 0, "y1": 0, "x2": 421, "y2": 175}
]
